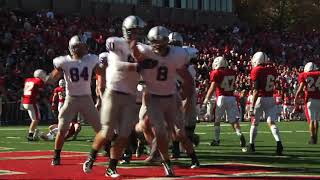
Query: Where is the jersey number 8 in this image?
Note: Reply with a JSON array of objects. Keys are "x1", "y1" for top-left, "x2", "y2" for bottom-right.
[{"x1": 156, "y1": 66, "x2": 168, "y2": 81}]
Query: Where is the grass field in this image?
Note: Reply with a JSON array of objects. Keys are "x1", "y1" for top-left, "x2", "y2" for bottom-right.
[{"x1": 0, "y1": 121, "x2": 320, "y2": 179}]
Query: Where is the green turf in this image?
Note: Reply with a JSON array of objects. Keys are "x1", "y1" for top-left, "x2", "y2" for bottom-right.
[{"x1": 0, "y1": 121, "x2": 320, "y2": 175}]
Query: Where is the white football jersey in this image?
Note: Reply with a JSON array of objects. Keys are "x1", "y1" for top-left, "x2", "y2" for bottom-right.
[
  {"x1": 183, "y1": 46, "x2": 197, "y2": 80},
  {"x1": 53, "y1": 54, "x2": 99, "y2": 96},
  {"x1": 137, "y1": 44, "x2": 188, "y2": 95},
  {"x1": 105, "y1": 37, "x2": 139, "y2": 95}
]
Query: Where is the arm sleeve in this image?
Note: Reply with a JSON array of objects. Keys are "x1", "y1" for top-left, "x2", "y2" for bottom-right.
[
  {"x1": 112, "y1": 61, "x2": 137, "y2": 71},
  {"x1": 210, "y1": 71, "x2": 218, "y2": 83},
  {"x1": 250, "y1": 68, "x2": 257, "y2": 81},
  {"x1": 298, "y1": 73, "x2": 305, "y2": 84},
  {"x1": 176, "y1": 48, "x2": 189, "y2": 69},
  {"x1": 250, "y1": 69, "x2": 259, "y2": 90},
  {"x1": 105, "y1": 38, "x2": 115, "y2": 52}
]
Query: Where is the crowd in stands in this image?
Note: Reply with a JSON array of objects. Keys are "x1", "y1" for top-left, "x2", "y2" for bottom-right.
[{"x1": 0, "y1": 8, "x2": 319, "y2": 121}]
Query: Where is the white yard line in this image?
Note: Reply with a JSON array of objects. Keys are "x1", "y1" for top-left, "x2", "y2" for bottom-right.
[{"x1": 0, "y1": 170, "x2": 26, "y2": 176}]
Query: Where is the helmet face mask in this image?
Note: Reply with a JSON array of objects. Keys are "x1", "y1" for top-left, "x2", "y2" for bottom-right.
[
  {"x1": 122, "y1": 16, "x2": 146, "y2": 41},
  {"x1": 150, "y1": 39, "x2": 169, "y2": 55},
  {"x1": 168, "y1": 40, "x2": 182, "y2": 47}
]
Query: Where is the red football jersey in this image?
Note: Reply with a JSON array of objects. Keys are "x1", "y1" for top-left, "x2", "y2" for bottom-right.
[
  {"x1": 250, "y1": 66, "x2": 277, "y2": 97},
  {"x1": 210, "y1": 68, "x2": 236, "y2": 96},
  {"x1": 22, "y1": 78, "x2": 44, "y2": 104},
  {"x1": 298, "y1": 71, "x2": 320, "y2": 100},
  {"x1": 53, "y1": 86, "x2": 65, "y2": 103}
]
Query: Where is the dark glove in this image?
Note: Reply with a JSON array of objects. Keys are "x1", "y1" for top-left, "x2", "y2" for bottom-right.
[{"x1": 137, "y1": 59, "x2": 158, "y2": 72}]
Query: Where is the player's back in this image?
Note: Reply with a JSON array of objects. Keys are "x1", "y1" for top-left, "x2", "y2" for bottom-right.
[
  {"x1": 105, "y1": 37, "x2": 140, "y2": 95},
  {"x1": 251, "y1": 66, "x2": 277, "y2": 97},
  {"x1": 210, "y1": 68, "x2": 237, "y2": 96},
  {"x1": 138, "y1": 44, "x2": 188, "y2": 96},
  {"x1": 299, "y1": 71, "x2": 320, "y2": 99},
  {"x1": 22, "y1": 78, "x2": 43, "y2": 104},
  {"x1": 53, "y1": 54, "x2": 99, "y2": 96}
]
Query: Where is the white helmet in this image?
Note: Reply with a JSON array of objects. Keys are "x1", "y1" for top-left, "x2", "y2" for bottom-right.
[
  {"x1": 251, "y1": 51, "x2": 268, "y2": 67},
  {"x1": 304, "y1": 62, "x2": 318, "y2": 72},
  {"x1": 148, "y1": 26, "x2": 170, "y2": 54},
  {"x1": 58, "y1": 79, "x2": 65, "y2": 87},
  {"x1": 212, "y1": 56, "x2": 228, "y2": 70},
  {"x1": 68, "y1": 35, "x2": 86, "y2": 54},
  {"x1": 148, "y1": 26, "x2": 170, "y2": 43},
  {"x1": 33, "y1": 69, "x2": 47, "y2": 81},
  {"x1": 168, "y1": 32, "x2": 183, "y2": 46},
  {"x1": 122, "y1": 15, "x2": 146, "y2": 40}
]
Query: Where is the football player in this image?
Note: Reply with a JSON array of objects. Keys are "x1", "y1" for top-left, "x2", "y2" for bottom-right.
[
  {"x1": 82, "y1": 15, "x2": 158, "y2": 178},
  {"x1": 40, "y1": 120, "x2": 81, "y2": 141},
  {"x1": 283, "y1": 92, "x2": 293, "y2": 121},
  {"x1": 134, "y1": 26, "x2": 196, "y2": 177},
  {"x1": 22, "y1": 69, "x2": 46, "y2": 141},
  {"x1": 45, "y1": 35, "x2": 103, "y2": 166},
  {"x1": 273, "y1": 90, "x2": 283, "y2": 122},
  {"x1": 203, "y1": 56, "x2": 246, "y2": 148},
  {"x1": 169, "y1": 32, "x2": 200, "y2": 158},
  {"x1": 295, "y1": 62, "x2": 320, "y2": 144},
  {"x1": 51, "y1": 79, "x2": 66, "y2": 119},
  {"x1": 248, "y1": 52, "x2": 283, "y2": 155}
]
